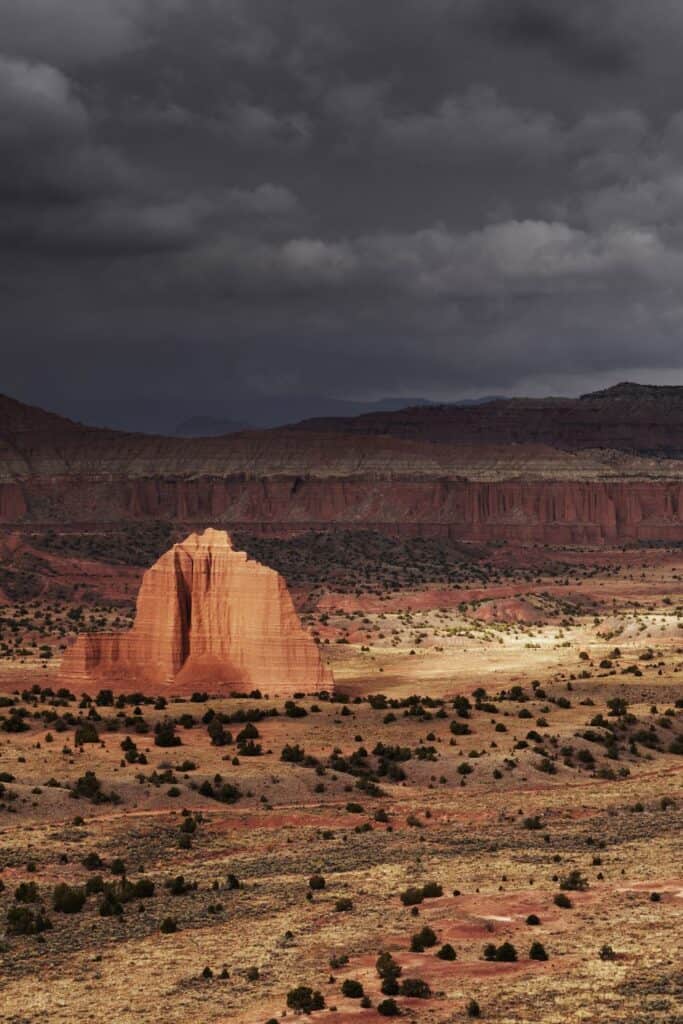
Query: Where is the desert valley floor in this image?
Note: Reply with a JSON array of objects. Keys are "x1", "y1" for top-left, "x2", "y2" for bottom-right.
[{"x1": 0, "y1": 527, "x2": 681, "y2": 1024}]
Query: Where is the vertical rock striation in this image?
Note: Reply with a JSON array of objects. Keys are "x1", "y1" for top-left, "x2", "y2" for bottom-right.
[{"x1": 61, "y1": 528, "x2": 333, "y2": 694}]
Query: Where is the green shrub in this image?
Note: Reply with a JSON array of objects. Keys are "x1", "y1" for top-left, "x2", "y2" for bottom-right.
[
  {"x1": 421, "y1": 881, "x2": 442, "y2": 899},
  {"x1": 483, "y1": 941, "x2": 517, "y2": 962},
  {"x1": 559, "y1": 870, "x2": 588, "y2": 892},
  {"x1": 377, "y1": 998, "x2": 400, "y2": 1017},
  {"x1": 6, "y1": 905, "x2": 52, "y2": 935},
  {"x1": 399, "y1": 978, "x2": 431, "y2": 998},
  {"x1": 154, "y1": 720, "x2": 181, "y2": 748},
  {"x1": 411, "y1": 926, "x2": 437, "y2": 952},
  {"x1": 286, "y1": 986, "x2": 325, "y2": 1013},
  {"x1": 82, "y1": 852, "x2": 103, "y2": 870},
  {"x1": 376, "y1": 950, "x2": 401, "y2": 994},
  {"x1": 99, "y1": 890, "x2": 123, "y2": 916},
  {"x1": 436, "y1": 943, "x2": 457, "y2": 960},
  {"x1": 14, "y1": 882, "x2": 39, "y2": 903},
  {"x1": 52, "y1": 883, "x2": 86, "y2": 914},
  {"x1": 75, "y1": 722, "x2": 99, "y2": 745},
  {"x1": 341, "y1": 979, "x2": 364, "y2": 998}
]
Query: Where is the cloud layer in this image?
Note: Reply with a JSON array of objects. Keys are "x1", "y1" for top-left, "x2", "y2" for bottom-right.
[{"x1": 4, "y1": 0, "x2": 683, "y2": 420}]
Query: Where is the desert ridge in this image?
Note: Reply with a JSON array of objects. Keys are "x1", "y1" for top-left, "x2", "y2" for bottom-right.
[{"x1": 60, "y1": 527, "x2": 333, "y2": 695}]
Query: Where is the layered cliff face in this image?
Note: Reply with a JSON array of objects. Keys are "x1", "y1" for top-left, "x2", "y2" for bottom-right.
[
  {"x1": 2, "y1": 386, "x2": 683, "y2": 544},
  {"x1": 61, "y1": 529, "x2": 333, "y2": 694}
]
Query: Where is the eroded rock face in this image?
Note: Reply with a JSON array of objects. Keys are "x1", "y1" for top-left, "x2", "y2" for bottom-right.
[
  {"x1": 4, "y1": 389, "x2": 683, "y2": 544},
  {"x1": 61, "y1": 528, "x2": 333, "y2": 694}
]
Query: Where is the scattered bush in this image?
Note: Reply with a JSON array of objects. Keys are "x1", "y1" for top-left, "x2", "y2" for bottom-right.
[
  {"x1": 399, "y1": 978, "x2": 431, "y2": 999},
  {"x1": 341, "y1": 979, "x2": 364, "y2": 999},
  {"x1": 286, "y1": 986, "x2": 325, "y2": 1014},
  {"x1": 52, "y1": 883, "x2": 86, "y2": 914},
  {"x1": 75, "y1": 722, "x2": 99, "y2": 745},
  {"x1": 411, "y1": 925, "x2": 437, "y2": 952},
  {"x1": 6, "y1": 905, "x2": 52, "y2": 935},
  {"x1": 483, "y1": 941, "x2": 517, "y2": 962}
]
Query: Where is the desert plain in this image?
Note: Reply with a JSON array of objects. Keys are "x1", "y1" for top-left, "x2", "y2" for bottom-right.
[{"x1": 0, "y1": 525, "x2": 680, "y2": 1024}]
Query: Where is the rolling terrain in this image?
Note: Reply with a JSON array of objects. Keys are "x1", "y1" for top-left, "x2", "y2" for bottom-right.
[{"x1": 0, "y1": 384, "x2": 681, "y2": 1024}]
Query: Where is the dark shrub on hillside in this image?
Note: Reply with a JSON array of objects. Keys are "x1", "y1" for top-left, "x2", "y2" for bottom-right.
[
  {"x1": 399, "y1": 978, "x2": 431, "y2": 999},
  {"x1": 6, "y1": 905, "x2": 52, "y2": 935},
  {"x1": 14, "y1": 882, "x2": 39, "y2": 903},
  {"x1": 82, "y1": 852, "x2": 103, "y2": 870},
  {"x1": 341, "y1": 979, "x2": 364, "y2": 998},
  {"x1": 400, "y1": 886, "x2": 424, "y2": 906},
  {"x1": 411, "y1": 926, "x2": 437, "y2": 952},
  {"x1": 70, "y1": 771, "x2": 118, "y2": 805},
  {"x1": 75, "y1": 722, "x2": 99, "y2": 745},
  {"x1": 99, "y1": 890, "x2": 123, "y2": 917},
  {"x1": 52, "y1": 883, "x2": 86, "y2": 914},
  {"x1": 376, "y1": 951, "x2": 401, "y2": 993},
  {"x1": 559, "y1": 870, "x2": 588, "y2": 892},
  {"x1": 154, "y1": 720, "x2": 181, "y2": 747},
  {"x1": 286, "y1": 986, "x2": 325, "y2": 1013},
  {"x1": 484, "y1": 942, "x2": 517, "y2": 962},
  {"x1": 421, "y1": 881, "x2": 442, "y2": 898}
]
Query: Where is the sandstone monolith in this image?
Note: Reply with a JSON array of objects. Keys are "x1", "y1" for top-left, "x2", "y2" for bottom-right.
[{"x1": 61, "y1": 528, "x2": 333, "y2": 694}]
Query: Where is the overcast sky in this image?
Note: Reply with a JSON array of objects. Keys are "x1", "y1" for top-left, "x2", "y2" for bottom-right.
[{"x1": 4, "y1": 0, "x2": 683, "y2": 429}]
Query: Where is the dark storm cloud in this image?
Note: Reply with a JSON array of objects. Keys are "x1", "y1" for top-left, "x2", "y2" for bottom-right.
[
  {"x1": 476, "y1": 0, "x2": 633, "y2": 74},
  {"x1": 4, "y1": 0, "x2": 683, "y2": 428}
]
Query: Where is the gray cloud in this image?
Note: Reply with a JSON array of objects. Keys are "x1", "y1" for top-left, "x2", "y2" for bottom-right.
[
  {"x1": 0, "y1": 0, "x2": 187, "y2": 64},
  {"x1": 3, "y1": 0, "x2": 683, "y2": 426},
  {"x1": 476, "y1": 0, "x2": 633, "y2": 73}
]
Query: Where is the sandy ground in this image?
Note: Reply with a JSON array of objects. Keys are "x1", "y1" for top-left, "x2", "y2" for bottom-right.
[{"x1": 0, "y1": 539, "x2": 681, "y2": 1023}]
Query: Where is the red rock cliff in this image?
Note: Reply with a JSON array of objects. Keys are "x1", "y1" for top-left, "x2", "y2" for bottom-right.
[
  {"x1": 3, "y1": 390, "x2": 683, "y2": 544},
  {"x1": 61, "y1": 528, "x2": 333, "y2": 694}
]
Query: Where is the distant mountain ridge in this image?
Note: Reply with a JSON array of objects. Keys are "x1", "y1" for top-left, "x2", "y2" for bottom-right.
[
  {"x1": 1, "y1": 383, "x2": 683, "y2": 544},
  {"x1": 287, "y1": 382, "x2": 683, "y2": 456}
]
